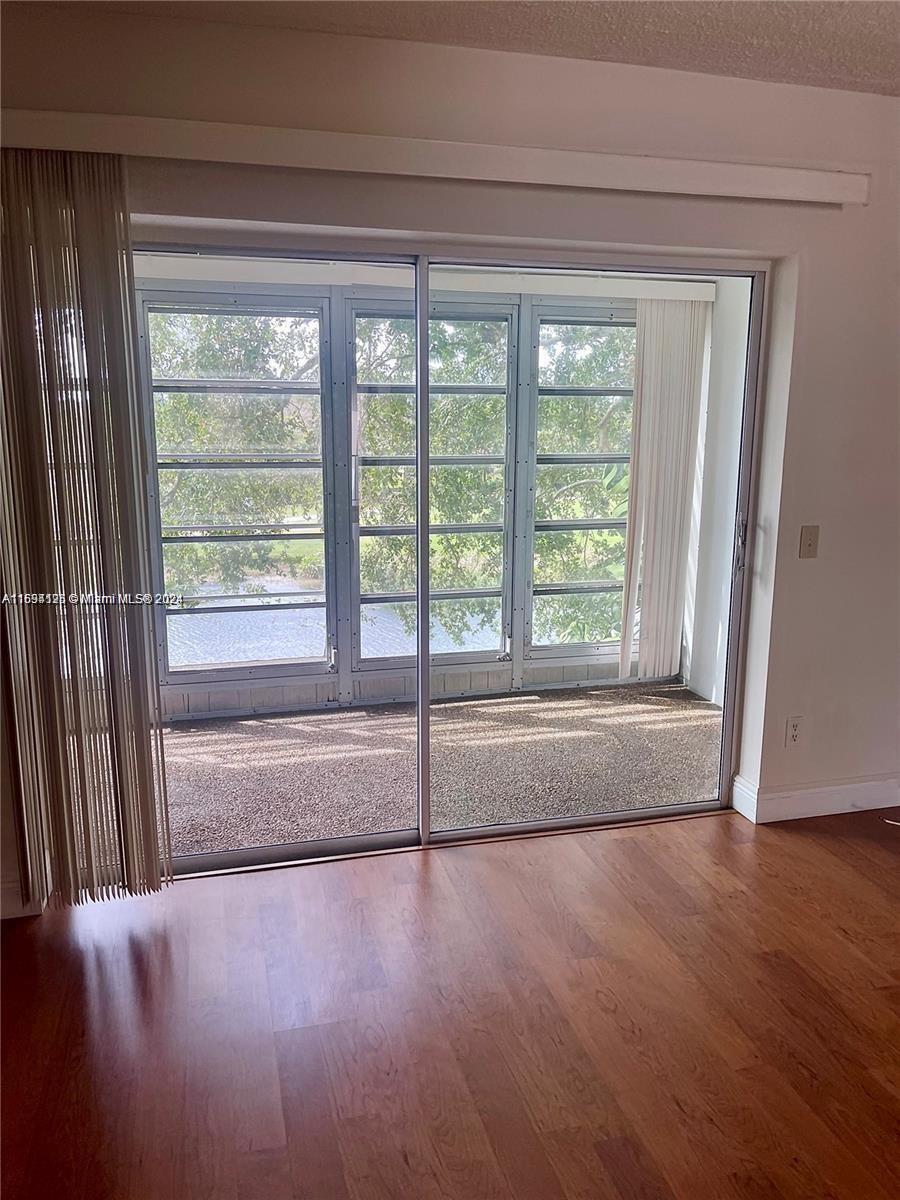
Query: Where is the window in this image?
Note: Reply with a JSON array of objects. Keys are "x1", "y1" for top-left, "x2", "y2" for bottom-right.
[
  {"x1": 141, "y1": 283, "x2": 637, "y2": 683},
  {"x1": 354, "y1": 313, "x2": 511, "y2": 660},
  {"x1": 528, "y1": 319, "x2": 636, "y2": 648},
  {"x1": 148, "y1": 307, "x2": 330, "y2": 671}
]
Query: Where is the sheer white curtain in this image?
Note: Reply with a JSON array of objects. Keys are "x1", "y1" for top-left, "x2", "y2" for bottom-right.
[
  {"x1": 620, "y1": 299, "x2": 710, "y2": 680},
  {"x1": 1, "y1": 149, "x2": 170, "y2": 905}
]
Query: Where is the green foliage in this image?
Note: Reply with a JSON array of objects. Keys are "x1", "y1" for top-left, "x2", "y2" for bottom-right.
[
  {"x1": 155, "y1": 392, "x2": 320, "y2": 457},
  {"x1": 532, "y1": 591, "x2": 623, "y2": 645},
  {"x1": 534, "y1": 463, "x2": 630, "y2": 522},
  {"x1": 360, "y1": 533, "x2": 503, "y2": 595},
  {"x1": 151, "y1": 311, "x2": 327, "y2": 607},
  {"x1": 159, "y1": 467, "x2": 323, "y2": 532},
  {"x1": 539, "y1": 322, "x2": 635, "y2": 388},
  {"x1": 354, "y1": 317, "x2": 415, "y2": 384},
  {"x1": 533, "y1": 529, "x2": 626, "y2": 586},
  {"x1": 359, "y1": 393, "x2": 505, "y2": 457},
  {"x1": 359, "y1": 464, "x2": 505, "y2": 527},
  {"x1": 536, "y1": 393, "x2": 632, "y2": 456},
  {"x1": 149, "y1": 311, "x2": 320, "y2": 381}
]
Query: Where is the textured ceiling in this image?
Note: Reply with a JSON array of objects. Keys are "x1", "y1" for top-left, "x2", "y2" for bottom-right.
[{"x1": 13, "y1": 2, "x2": 900, "y2": 96}]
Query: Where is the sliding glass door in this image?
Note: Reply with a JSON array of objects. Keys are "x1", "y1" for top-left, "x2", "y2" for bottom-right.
[
  {"x1": 136, "y1": 251, "x2": 756, "y2": 866},
  {"x1": 426, "y1": 268, "x2": 668, "y2": 835},
  {"x1": 140, "y1": 261, "x2": 421, "y2": 864}
]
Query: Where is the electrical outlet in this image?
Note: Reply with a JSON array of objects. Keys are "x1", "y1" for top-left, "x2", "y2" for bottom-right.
[
  {"x1": 785, "y1": 716, "x2": 804, "y2": 748},
  {"x1": 799, "y1": 525, "x2": 819, "y2": 559}
]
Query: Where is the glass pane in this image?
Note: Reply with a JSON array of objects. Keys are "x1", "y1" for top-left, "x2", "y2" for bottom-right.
[
  {"x1": 154, "y1": 393, "x2": 321, "y2": 458},
  {"x1": 149, "y1": 311, "x2": 320, "y2": 381},
  {"x1": 536, "y1": 394, "x2": 632, "y2": 456},
  {"x1": 533, "y1": 528, "x2": 626, "y2": 586},
  {"x1": 355, "y1": 316, "x2": 415, "y2": 384},
  {"x1": 159, "y1": 466, "x2": 323, "y2": 533},
  {"x1": 359, "y1": 535, "x2": 416, "y2": 595},
  {"x1": 431, "y1": 393, "x2": 506, "y2": 456},
  {"x1": 358, "y1": 393, "x2": 414, "y2": 456},
  {"x1": 360, "y1": 533, "x2": 503, "y2": 594},
  {"x1": 164, "y1": 538, "x2": 325, "y2": 604},
  {"x1": 431, "y1": 597, "x2": 503, "y2": 653},
  {"x1": 360, "y1": 597, "x2": 503, "y2": 659},
  {"x1": 360, "y1": 601, "x2": 417, "y2": 658},
  {"x1": 429, "y1": 319, "x2": 508, "y2": 386},
  {"x1": 359, "y1": 465, "x2": 416, "y2": 527},
  {"x1": 538, "y1": 323, "x2": 636, "y2": 389},
  {"x1": 358, "y1": 392, "x2": 506, "y2": 457},
  {"x1": 360, "y1": 465, "x2": 505, "y2": 527},
  {"x1": 431, "y1": 532, "x2": 504, "y2": 591},
  {"x1": 432, "y1": 465, "x2": 505, "y2": 525},
  {"x1": 531, "y1": 591, "x2": 623, "y2": 645},
  {"x1": 140, "y1": 257, "x2": 423, "y2": 860},
  {"x1": 167, "y1": 605, "x2": 326, "y2": 669},
  {"x1": 534, "y1": 463, "x2": 630, "y2": 522}
]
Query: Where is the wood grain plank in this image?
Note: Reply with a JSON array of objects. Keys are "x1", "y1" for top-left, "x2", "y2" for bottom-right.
[
  {"x1": 595, "y1": 1134, "x2": 680, "y2": 1200},
  {"x1": 275, "y1": 1024, "x2": 352, "y2": 1200},
  {"x1": 3, "y1": 809, "x2": 899, "y2": 1200}
]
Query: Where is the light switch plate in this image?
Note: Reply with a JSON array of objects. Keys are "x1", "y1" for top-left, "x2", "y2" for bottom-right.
[{"x1": 799, "y1": 525, "x2": 819, "y2": 559}]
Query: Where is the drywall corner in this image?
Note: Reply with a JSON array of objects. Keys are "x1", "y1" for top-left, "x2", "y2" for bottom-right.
[{"x1": 734, "y1": 256, "x2": 799, "y2": 795}]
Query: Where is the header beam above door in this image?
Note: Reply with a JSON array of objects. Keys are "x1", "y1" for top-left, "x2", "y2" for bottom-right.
[{"x1": 4, "y1": 109, "x2": 871, "y2": 206}]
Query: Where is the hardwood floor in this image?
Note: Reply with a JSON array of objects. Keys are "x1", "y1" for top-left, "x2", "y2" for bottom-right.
[{"x1": 2, "y1": 808, "x2": 899, "y2": 1200}]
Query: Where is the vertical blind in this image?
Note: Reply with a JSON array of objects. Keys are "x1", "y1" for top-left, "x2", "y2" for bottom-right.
[
  {"x1": 1, "y1": 149, "x2": 170, "y2": 905},
  {"x1": 620, "y1": 298, "x2": 710, "y2": 680}
]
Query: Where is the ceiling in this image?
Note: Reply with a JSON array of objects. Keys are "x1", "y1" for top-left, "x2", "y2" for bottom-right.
[{"x1": 15, "y1": 2, "x2": 900, "y2": 97}]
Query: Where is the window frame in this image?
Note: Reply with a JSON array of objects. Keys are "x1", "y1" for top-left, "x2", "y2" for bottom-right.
[
  {"x1": 135, "y1": 281, "x2": 639, "y2": 688},
  {"x1": 137, "y1": 286, "x2": 340, "y2": 684},
  {"x1": 520, "y1": 301, "x2": 638, "y2": 663},
  {"x1": 348, "y1": 294, "x2": 520, "y2": 671}
]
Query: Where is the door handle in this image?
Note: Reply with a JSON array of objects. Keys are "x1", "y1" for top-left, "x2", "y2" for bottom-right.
[{"x1": 733, "y1": 510, "x2": 748, "y2": 579}]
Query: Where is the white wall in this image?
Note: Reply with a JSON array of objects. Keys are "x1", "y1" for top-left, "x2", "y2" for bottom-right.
[
  {"x1": 2, "y1": 5, "x2": 898, "y2": 826},
  {"x1": 686, "y1": 278, "x2": 753, "y2": 705}
]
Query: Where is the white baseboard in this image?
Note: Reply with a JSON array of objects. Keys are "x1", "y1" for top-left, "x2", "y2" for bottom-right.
[
  {"x1": 731, "y1": 774, "x2": 899, "y2": 824},
  {"x1": 731, "y1": 775, "x2": 761, "y2": 821}
]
